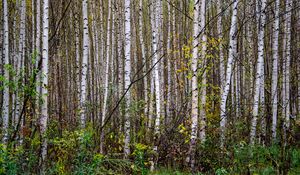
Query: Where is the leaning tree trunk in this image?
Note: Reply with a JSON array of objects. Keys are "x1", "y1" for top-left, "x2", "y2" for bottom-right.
[
  {"x1": 220, "y1": 0, "x2": 238, "y2": 147},
  {"x1": 101, "y1": 0, "x2": 112, "y2": 154},
  {"x1": 250, "y1": 0, "x2": 267, "y2": 145}
]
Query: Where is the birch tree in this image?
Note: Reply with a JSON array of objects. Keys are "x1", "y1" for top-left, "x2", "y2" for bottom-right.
[
  {"x1": 220, "y1": 0, "x2": 238, "y2": 147},
  {"x1": 81, "y1": 0, "x2": 89, "y2": 128},
  {"x1": 283, "y1": 0, "x2": 292, "y2": 141},
  {"x1": 139, "y1": 0, "x2": 148, "y2": 119},
  {"x1": 16, "y1": 0, "x2": 26, "y2": 139},
  {"x1": 101, "y1": 0, "x2": 112, "y2": 154},
  {"x1": 199, "y1": 0, "x2": 207, "y2": 142},
  {"x1": 40, "y1": 0, "x2": 49, "y2": 170},
  {"x1": 123, "y1": 0, "x2": 131, "y2": 158},
  {"x1": 271, "y1": 0, "x2": 280, "y2": 141},
  {"x1": 250, "y1": 0, "x2": 267, "y2": 144},
  {"x1": 149, "y1": 0, "x2": 163, "y2": 171},
  {"x1": 36, "y1": 0, "x2": 41, "y2": 109},
  {"x1": 2, "y1": 0, "x2": 9, "y2": 145},
  {"x1": 187, "y1": 0, "x2": 200, "y2": 169}
]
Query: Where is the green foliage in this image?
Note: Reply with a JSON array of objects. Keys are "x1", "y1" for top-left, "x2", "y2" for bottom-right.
[
  {"x1": 46, "y1": 127, "x2": 133, "y2": 174},
  {"x1": 195, "y1": 140, "x2": 300, "y2": 175},
  {"x1": 215, "y1": 168, "x2": 228, "y2": 175},
  {"x1": 133, "y1": 143, "x2": 150, "y2": 175},
  {"x1": 0, "y1": 140, "x2": 40, "y2": 174}
]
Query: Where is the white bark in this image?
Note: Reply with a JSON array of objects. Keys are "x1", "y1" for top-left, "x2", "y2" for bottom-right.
[
  {"x1": 271, "y1": 0, "x2": 280, "y2": 141},
  {"x1": 124, "y1": 0, "x2": 131, "y2": 158},
  {"x1": 220, "y1": 0, "x2": 238, "y2": 147},
  {"x1": 166, "y1": 0, "x2": 172, "y2": 125},
  {"x1": 139, "y1": 0, "x2": 148, "y2": 119},
  {"x1": 118, "y1": 3, "x2": 124, "y2": 101},
  {"x1": 259, "y1": 63, "x2": 265, "y2": 143},
  {"x1": 250, "y1": 0, "x2": 267, "y2": 145},
  {"x1": 40, "y1": 0, "x2": 49, "y2": 170},
  {"x1": 75, "y1": 12, "x2": 81, "y2": 104},
  {"x1": 153, "y1": 0, "x2": 162, "y2": 139},
  {"x1": 101, "y1": 0, "x2": 112, "y2": 153},
  {"x1": 36, "y1": 0, "x2": 41, "y2": 103},
  {"x1": 150, "y1": 0, "x2": 163, "y2": 171},
  {"x1": 81, "y1": 0, "x2": 89, "y2": 128},
  {"x1": 199, "y1": 0, "x2": 207, "y2": 142},
  {"x1": 284, "y1": 0, "x2": 292, "y2": 134},
  {"x1": 187, "y1": 0, "x2": 200, "y2": 168},
  {"x1": 17, "y1": 0, "x2": 26, "y2": 144},
  {"x1": 2, "y1": 0, "x2": 9, "y2": 144}
]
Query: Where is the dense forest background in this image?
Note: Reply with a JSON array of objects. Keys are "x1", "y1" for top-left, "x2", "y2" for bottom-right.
[{"x1": 1, "y1": 0, "x2": 300, "y2": 174}]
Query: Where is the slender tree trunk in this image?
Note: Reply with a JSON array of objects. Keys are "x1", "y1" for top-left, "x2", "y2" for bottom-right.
[
  {"x1": 101, "y1": 0, "x2": 112, "y2": 154},
  {"x1": 166, "y1": 0, "x2": 172, "y2": 125},
  {"x1": 218, "y1": 0, "x2": 224, "y2": 90},
  {"x1": 2, "y1": 0, "x2": 9, "y2": 145},
  {"x1": 250, "y1": 0, "x2": 267, "y2": 145},
  {"x1": 283, "y1": 0, "x2": 292, "y2": 144},
  {"x1": 153, "y1": 0, "x2": 162, "y2": 139},
  {"x1": 150, "y1": 0, "x2": 163, "y2": 171},
  {"x1": 123, "y1": 0, "x2": 132, "y2": 159},
  {"x1": 32, "y1": 0, "x2": 35, "y2": 53},
  {"x1": 199, "y1": 0, "x2": 207, "y2": 142},
  {"x1": 138, "y1": 0, "x2": 148, "y2": 119},
  {"x1": 81, "y1": 0, "x2": 89, "y2": 128},
  {"x1": 271, "y1": 0, "x2": 280, "y2": 141},
  {"x1": 220, "y1": 0, "x2": 238, "y2": 147},
  {"x1": 40, "y1": 0, "x2": 49, "y2": 172},
  {"x1": 75, "y1": 9, "x2": 81, "y2": 110},
  {"x1": 17, "y1": 0, "x2": 26, "y2": 144},
  {"x1": 187, "y1": 0, "x2": 200, "y2": 169},
  {"x1": 36, "y1": 0, "x2": 41, "y2": 113}
]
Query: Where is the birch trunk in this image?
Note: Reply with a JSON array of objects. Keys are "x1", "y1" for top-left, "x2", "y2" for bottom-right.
[
  {"x1": 283, "y1": 0, "x2": 292, "y2": 139},
  {"x1": 250, "y1": 0, "x2": 267, "y2": 145},
  {"x1": 124, "y1": 0, "x2": 132, "y2": 158},
  {"x1": 150, "y1": 0, "x2": 162, "y2": 171},
  {"x1": 199, "y1": 0, "x2": 207, "y2": 142},
  {"x1": 101, "y1": 0, "x2": 112, "y2": 154},
  {"x1": 81, "y1": 0, "x2": 89, "y2": 128},
  {"x1": 2, "y1": 0, "x2": 9, "y2": 145},
  {"x1": 40, "y1": 0, "x2": 49, "y2": 171},
  {"x1": 36, "y1": 0, "x2": 41, "y2": 111},
  {"x1": 17, "y1": 0, "x2": 26, "y2": 144},
  {"x1": 153, "y1": 0, "x2": 162, "y2": 139},
  {"x1": 271, "y1": 0, "x2": 280, "y2": 141},
  {"x1": 282, "y1": 0, "x2": 292, "y2": 146},
  {"x1": 220, "y1": 0, "x2": 238, "y2": 147},
  {"x1": 138, "y1": 0, "x2": 148, "y2": 118},
  {"x1": 187, "y1": 0, "x2": 200, "y2": 169},
  {"x1": 166, "y1": 0, "x2": 172, "y2": 125}
]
